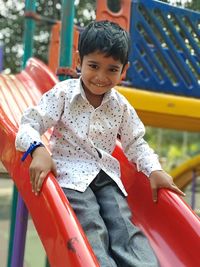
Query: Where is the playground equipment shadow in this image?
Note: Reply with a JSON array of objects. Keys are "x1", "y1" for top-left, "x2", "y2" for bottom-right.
[{"x1": 1, "y1": 173, "x2": 200, "y2": 267}]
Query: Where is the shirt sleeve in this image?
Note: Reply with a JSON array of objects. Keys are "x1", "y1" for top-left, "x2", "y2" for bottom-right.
[
  {"x1": 118, "y1": 96, "x2": 162, "y2": 177},
  {"x1": 15, "y1": 84, "x2": 65, "y2": 152}
]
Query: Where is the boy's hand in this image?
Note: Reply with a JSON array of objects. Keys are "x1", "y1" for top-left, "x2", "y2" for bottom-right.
[
  {"x1": 149, "y1": 170, "x2": 185, "y2": 203},
  {"x1": 29, "y1": 146, "x2": 57, "y2": 195}
]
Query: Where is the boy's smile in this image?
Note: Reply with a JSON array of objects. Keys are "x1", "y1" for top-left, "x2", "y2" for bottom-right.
[{"x1": 77, "y1": 51, "x2": 129, "y2": 107}]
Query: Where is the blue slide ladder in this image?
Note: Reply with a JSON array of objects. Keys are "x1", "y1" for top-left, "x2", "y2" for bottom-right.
[{"x1": 127, "y1": 0, "x2": 200, "y2": 97}]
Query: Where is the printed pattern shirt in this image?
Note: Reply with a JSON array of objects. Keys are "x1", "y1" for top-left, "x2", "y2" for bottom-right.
[{"x1": 15, "y1": 78, "x2": 162, "y2": 196}]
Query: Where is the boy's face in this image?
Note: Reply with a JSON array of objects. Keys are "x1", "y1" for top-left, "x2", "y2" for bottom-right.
[{"x1": 77, "y1": 51, "x2": 129, "y2": 97}]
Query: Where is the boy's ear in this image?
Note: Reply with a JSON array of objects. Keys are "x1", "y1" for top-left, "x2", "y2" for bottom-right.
[
  {"x1": 120, "y1": 62, "x2": 130, "y2": 81},
  {"x1": 122, "y1": 62, "x2": 130, "y2": 75},
  {"x1": 75, "y1": 50, "x2": 81, "y2": 69}
]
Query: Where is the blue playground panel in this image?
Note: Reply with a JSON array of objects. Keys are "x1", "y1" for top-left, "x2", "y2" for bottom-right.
[{"x1": 127, "y1": 0, "x2": 200, "y2": 97}]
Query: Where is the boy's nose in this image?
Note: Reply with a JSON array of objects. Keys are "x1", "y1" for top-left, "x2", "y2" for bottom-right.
[{"x1": 95, "y1": 74, "x2": 108, "y2": 84}]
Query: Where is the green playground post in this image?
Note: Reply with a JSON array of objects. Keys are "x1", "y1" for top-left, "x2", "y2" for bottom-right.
[
  {"x1": 58, "y1": 0, "x2": 75, "y2": 81},
  {"x1": 22, "y1": 0, "x2": 36, "y2": 69}
]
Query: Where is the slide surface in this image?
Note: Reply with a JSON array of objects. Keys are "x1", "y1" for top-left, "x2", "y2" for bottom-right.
[{"x1": 0, "y1": 58, "x2": 200, "y2": 267}]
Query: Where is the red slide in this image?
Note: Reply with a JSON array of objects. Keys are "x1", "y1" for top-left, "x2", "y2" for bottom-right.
[{"x1": 0, "y1": 58, "x2": 200, "y2": 267}]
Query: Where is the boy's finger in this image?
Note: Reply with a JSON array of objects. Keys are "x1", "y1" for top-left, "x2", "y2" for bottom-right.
[
  {"x1": 29, "y1": 168, "x2": 35, "y2": 185},
  {"x1": 36, "y1": 171, "x2": 48, "y2": 193},
  {"x1": 33, "y1": 172, "x2": 41, "y2": 194},
  {"x1": 152, "y1": 188, "x2": 158, "y2": 203},
  {"x1": 171, "y1": 184, "x2": 186, "y2": 196}
]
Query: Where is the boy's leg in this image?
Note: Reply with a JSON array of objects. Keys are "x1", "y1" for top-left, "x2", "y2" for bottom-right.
[
  {"x1": 94, "y1": 175, "x2": 159, "y2": 267},
  {"x1": 62, "y1": 187, "x2": 117, "y2": 267}
]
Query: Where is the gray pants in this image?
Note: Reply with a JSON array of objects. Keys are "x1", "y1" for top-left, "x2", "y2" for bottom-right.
[{"x1": 62, "y1": 170, "x2": 159, "y2": 267}]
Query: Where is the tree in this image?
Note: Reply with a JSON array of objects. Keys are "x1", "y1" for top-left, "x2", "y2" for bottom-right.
[
  {"x1": 185, "y1": 0, "x2": 200, "y2": 10},
  {"x1": 0, "y1": 0, "x2": 25, "y2": 73},
  {"x1": 74, "y1": 0, "x2": 95, "y2": 26},
  {"x1": 0, "y1": 0, "x2": 62, "y2": 73},
  {"x1": 0, "y1": 0, "x2": 95, "y2": 73},
  {"x1": 162, "y1": 0, "x2": 200, "y2": 10}
]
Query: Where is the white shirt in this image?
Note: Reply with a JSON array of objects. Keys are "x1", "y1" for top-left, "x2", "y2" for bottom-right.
[{"x1": 15, "y1": 78, "x2": 162, "y2": 196}]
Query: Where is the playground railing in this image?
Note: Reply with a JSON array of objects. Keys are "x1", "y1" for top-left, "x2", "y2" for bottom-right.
[{"x1": 127, "y1": 0, "x2": 200, "y2": 97}]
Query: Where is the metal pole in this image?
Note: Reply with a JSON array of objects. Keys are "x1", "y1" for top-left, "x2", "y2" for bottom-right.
[
  {"x1": 191, "y1": 170, "x2": 196, "y2": 210},
  {"x1": 10, "y1": 195, "x2": 28, "y2": 267},
  {"x1": 58, "y1": 0, "x2": 75, "y2": 81},
  {"x1": 6, "y1": 185, "x2": 17, "y2": 267}
]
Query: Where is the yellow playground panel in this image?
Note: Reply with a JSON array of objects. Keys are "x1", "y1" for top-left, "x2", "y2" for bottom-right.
[{"x1": 117, "y1": 86, "x2": 200, "y2": 133}]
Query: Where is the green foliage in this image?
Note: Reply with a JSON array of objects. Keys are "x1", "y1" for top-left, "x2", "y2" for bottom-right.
[
  {"x1": 160, "y1": 0, "x2": 200, "y2": 10},
  {"x1": 0, "y1": 0, "x2": 62, "y2": 73},
  {"x1": 0, "y1": 0, "x2": 24, "y2": 73},
  {"x1": 145, "y1": 127, "x2": 200, "y2": 171},
  {"x1": 33, "y1": 0, "x2": 61, "y2": 68},
  {"x1": 74, "y1": 0, "x2": 95, "y2": 26},
  {"x1": 0, "y1": 0, "x2": 95, "y2": 73},
  {"x1": 185, "y1": 0, "x2": 200, "y2": 11}
]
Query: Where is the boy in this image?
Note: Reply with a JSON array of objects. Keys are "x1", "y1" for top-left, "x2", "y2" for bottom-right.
[{"x1": 16, "y1": 21, "x2": 184, "y2": 266}]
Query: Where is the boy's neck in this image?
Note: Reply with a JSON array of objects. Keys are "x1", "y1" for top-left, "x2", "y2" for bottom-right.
[
  {"x1": 84, "y1": 89, "x2": 104, "y2": 109},
  {"x1": 81, "y1": 80, "x2": 105, "y2": 108}
]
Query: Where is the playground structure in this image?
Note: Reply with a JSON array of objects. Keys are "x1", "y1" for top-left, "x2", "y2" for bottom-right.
[{"x1": 0, "y1": 0, "x2": 200, "y2": 266}]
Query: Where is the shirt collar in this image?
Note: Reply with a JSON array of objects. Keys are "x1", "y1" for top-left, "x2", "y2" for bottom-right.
[
  {"x1": 102, "y1": 89, "x2": 114, "y2": 104},
  {"x1": 69, "y1": 78, "x2": 86, "y2": 104}
]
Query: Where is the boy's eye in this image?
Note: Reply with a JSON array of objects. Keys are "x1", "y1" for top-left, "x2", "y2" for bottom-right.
[
  {"x1": 89, "y1": 64, "x2": 98, "y2": 69},
  {"x1": 109, "y1": 68, "x2": 119, "y2": 73}
]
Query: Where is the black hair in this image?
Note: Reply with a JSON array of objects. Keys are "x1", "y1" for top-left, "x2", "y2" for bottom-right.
[{"x1": 78, "y1": 20, "x2": 130, "y2": 67}]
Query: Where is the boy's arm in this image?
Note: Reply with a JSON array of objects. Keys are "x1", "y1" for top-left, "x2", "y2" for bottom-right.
[
  {"x1": 15, "y1": 85, "x2": 65, "y2": 194},
  {"x1": 119, "y1": 97, "x2": 185, "y2": 201},
  {"x1": 15, "y1": 84, "x2": 65, "y2": 151},
  {"x1": 119, "y1": 99, "x2": 162, "y2": 177}
]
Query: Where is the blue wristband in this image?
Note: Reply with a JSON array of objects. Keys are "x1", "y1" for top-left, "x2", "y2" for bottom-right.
[{"x1": 21, "y1": 141, "x2": 45, "y2": 162}]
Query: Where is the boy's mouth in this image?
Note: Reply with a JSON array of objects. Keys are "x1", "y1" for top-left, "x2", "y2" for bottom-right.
[{"x1": 96, "y1": 83, "x2": 105, "y2": 87}]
